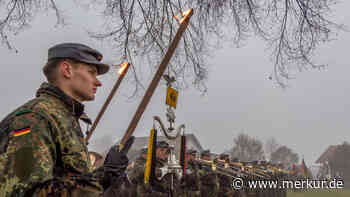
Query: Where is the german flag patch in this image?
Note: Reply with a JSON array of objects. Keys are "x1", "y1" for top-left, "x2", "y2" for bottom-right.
[{"x1": 13, "y1": 127, "x2": 31, "y2": 137}]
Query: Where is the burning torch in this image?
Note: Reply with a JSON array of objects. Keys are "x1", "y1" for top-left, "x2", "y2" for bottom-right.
[{"x1": 85, "y1": 62, "x2": 131, "y2": 143}]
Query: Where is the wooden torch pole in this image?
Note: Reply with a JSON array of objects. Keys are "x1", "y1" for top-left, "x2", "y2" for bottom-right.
[
  {"x1": 120, "y1": 9, "x2": 194, "y2": 148},
  {"x1": 85, "y1": 62, "x2": 131, "y2": 143}
]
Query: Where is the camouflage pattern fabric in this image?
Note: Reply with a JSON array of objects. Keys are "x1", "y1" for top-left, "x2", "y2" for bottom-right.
[
  {"x1": 127, "y1": 156, "x2": 170, "y2": 197},
  {"x1": 217, "y1": 173, "x2": 235, "y2": 197},
  {"x1": 127, "y1": 157, "x2": 146, "y2": 196},
  {"x1": 198, "y1": 163, "x2": 219, "y2": 197},
  {"x1": 0, "y1": 83, "x2": 103, "y2": 197},
  {"x1": 160, "y1": 172, "x2": 182, "y2": 197},
  {"x1": 180, "y1": 160, "x2": 201, "y2": 197}
]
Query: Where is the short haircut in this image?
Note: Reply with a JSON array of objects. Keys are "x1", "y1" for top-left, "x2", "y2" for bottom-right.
[{"x1": 43, "y1": 58, "x2": 79, "y2": 83}]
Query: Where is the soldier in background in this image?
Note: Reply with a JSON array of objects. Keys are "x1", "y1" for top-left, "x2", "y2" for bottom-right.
[
  {"x1": 199, "y1": 150, "x2": 219, "y2": 197},
  {"x1": 153, "y1": 141, "x2": 173, "y2": 196},
  {"x1": 217, "y1": 153, "x2": 235, "y2": 197},
  {"x1": 127, "y1": 147, "x2": 148, "y2": 196},
  {"x1": 180, "y1": 149, "x2": 201, "y2": 197},
  {"x1": 156, "y1": 141, "x2": 170, "y2": 163},
  {"x1": 127, "y1": 141, "x2": 171, "y2": 197}
]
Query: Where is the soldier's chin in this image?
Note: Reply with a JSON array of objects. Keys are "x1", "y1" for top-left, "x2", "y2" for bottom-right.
[{"x1": 83, "y1": 94, "x2": 95, "y2": 102}]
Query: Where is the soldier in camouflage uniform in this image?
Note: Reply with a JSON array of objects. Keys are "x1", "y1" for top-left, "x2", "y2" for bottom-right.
[
  {"x1": 0, "y1": 43, "x2": 134, "y2": 197},
  {"x1": 180, "y1": 149, "x2": 200, "y2": 197},
  {"x1": 127, "y1": 147, "x2": 148, "y2": 196},
  {"x1": 217, "y1": 153, "x2": 236, "y2": 197},
  {"x1": 198, "y1": 150, "x2": 219, "y2": 197},
  {"x1": 127, "y1": 141, "x2": 171, "y2": 197}
]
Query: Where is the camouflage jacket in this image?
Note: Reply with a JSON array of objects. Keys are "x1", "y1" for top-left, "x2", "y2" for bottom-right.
[
  {"x1": 198, "y1": 161, "x2": 219, "y2": 197},
  {"x1": 0, "y1": 82, "x2": 102, "y2": 197},
  {"x1": 127, "y1": 156, "x2": 170, "y2": 196},
  {"x1": 182, "y1": 160, "x2": 201, "y2": 191},
  {"x1": 127, "y1": 156, "x2": 147, "y2": 185}
]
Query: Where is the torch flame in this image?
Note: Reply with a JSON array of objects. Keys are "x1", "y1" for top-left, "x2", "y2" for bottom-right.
[
  {"x1": 118, "y1": 62, "x2": 129, "y2": 75},
  {"x1": 174, "y1": 9, "x2": 193, "y2": 24}
]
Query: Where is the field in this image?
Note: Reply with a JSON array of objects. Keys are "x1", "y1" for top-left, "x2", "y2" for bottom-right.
[{"x1": 287, "y1": 189, "x2": 350, "y2": 197}]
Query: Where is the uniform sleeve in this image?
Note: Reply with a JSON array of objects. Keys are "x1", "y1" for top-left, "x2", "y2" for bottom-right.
[
  {"x1": 2, "y1": 112, "x2": 56, "y2": 194},
  {"x1": 3, "y1": 112, "x2": 103, "y2": 197}
]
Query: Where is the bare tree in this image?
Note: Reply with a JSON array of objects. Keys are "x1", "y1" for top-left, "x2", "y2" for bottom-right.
[
  {"x1": 264, "y1": 137, "x2": 280, "y2": 161},
  {"x1": 270, "y1": 145, "x2": 299, "y2": 167},
  {"x1": 328, "y1": 142, "x2": 350, "y2": 184},
  {"x1": 230, "y1": 133, "x2": 265, "y2": 162},
  {"x1": 93, "y1": 0, "x2": 345, "y2": 90},
  {"x1": 0, "y1": 0, "x2": 345, "y2": 91},
  {"x1": 0, "y1": 0, "x2": 64, "y2": 52}
]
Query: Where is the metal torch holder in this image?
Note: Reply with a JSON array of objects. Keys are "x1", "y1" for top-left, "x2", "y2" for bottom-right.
[{"x1": 153, "y1": 74, "x2": 185, "y2": 181}]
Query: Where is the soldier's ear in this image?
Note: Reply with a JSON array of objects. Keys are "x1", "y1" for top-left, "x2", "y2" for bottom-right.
[{"x1": 59, "y1": 60, "x2": 75, "y2": 79}]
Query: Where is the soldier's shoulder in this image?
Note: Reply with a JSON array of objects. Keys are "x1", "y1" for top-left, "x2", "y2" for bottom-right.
[
  {"x1": 0, "y1": 98, "x2": 55, "y2": 149},
  {"x1": 19, "y1": 96, "x2": 69, "y2": 127},
  {"x1": 10, "y1": 109, "x2": 49, "y2": 132},
  {"x1": 3, "y1": 98, "x2": 44, "y2": 121},
  {"x1": 11, "y1": 96, "x2": 55, "y2": 115},
  {"x1": 31, "y1": 96, "x2": 64, "y2": 115},
  {"x1": 9, "y1": 97, "x2": 59, "y2": 127}
]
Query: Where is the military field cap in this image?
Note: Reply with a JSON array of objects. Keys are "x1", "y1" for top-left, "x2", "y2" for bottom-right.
[
  {"x1": 186, "y1": 149, "x2": 197, "y2": 155},
  {"x1": 219, "y1": 153, "x2": 230, "y2": 160},
  {"x1": 200, "y1": 150, "x2": 211, "y2": 157},
  {"x1": 157, "y1": 141, "x2": 170, "y2": 149},
  {"x1": 231, "y1": 157, "x2": 239, "y2": 162},
  {"x1": 48, "y1": 43, "x2": 110, "y2": 75}
]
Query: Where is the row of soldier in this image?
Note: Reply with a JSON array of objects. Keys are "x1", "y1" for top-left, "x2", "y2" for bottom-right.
[
  {"x1": 127, "y1": 141, "x2": 230, "y2": 197},
  {"x1": 89, "y1": 140, "x2": 289, "y2": 197}
]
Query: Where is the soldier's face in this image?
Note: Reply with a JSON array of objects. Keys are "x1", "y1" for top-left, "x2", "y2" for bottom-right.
[
  {"x1": 186, "y1": 154, "x2": 195, "y2": 161},
  {"x1": 69, "y1": 63, "x2": 102, "y2": 101},
  {"x1": 202, "y1": 155, "x2": 210, "y2": 161},
  {"x1": 156, "y1": 148, "x2": 169, "y2": 160}
]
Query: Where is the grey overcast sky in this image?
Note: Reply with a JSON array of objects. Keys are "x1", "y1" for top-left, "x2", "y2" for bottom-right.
[{"x1": 0, "y1": 1, "x2": 349, "y2": 165}]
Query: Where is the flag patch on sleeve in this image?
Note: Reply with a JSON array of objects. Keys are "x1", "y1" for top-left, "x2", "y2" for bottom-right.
[{"x1": 13, "y1": 127, "x2": 31, "y2": 137}]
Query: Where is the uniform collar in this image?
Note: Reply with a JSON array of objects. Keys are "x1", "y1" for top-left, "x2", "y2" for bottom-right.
[{"x1": 36, "y1": 82, "x2": 85, "y2": 118}]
